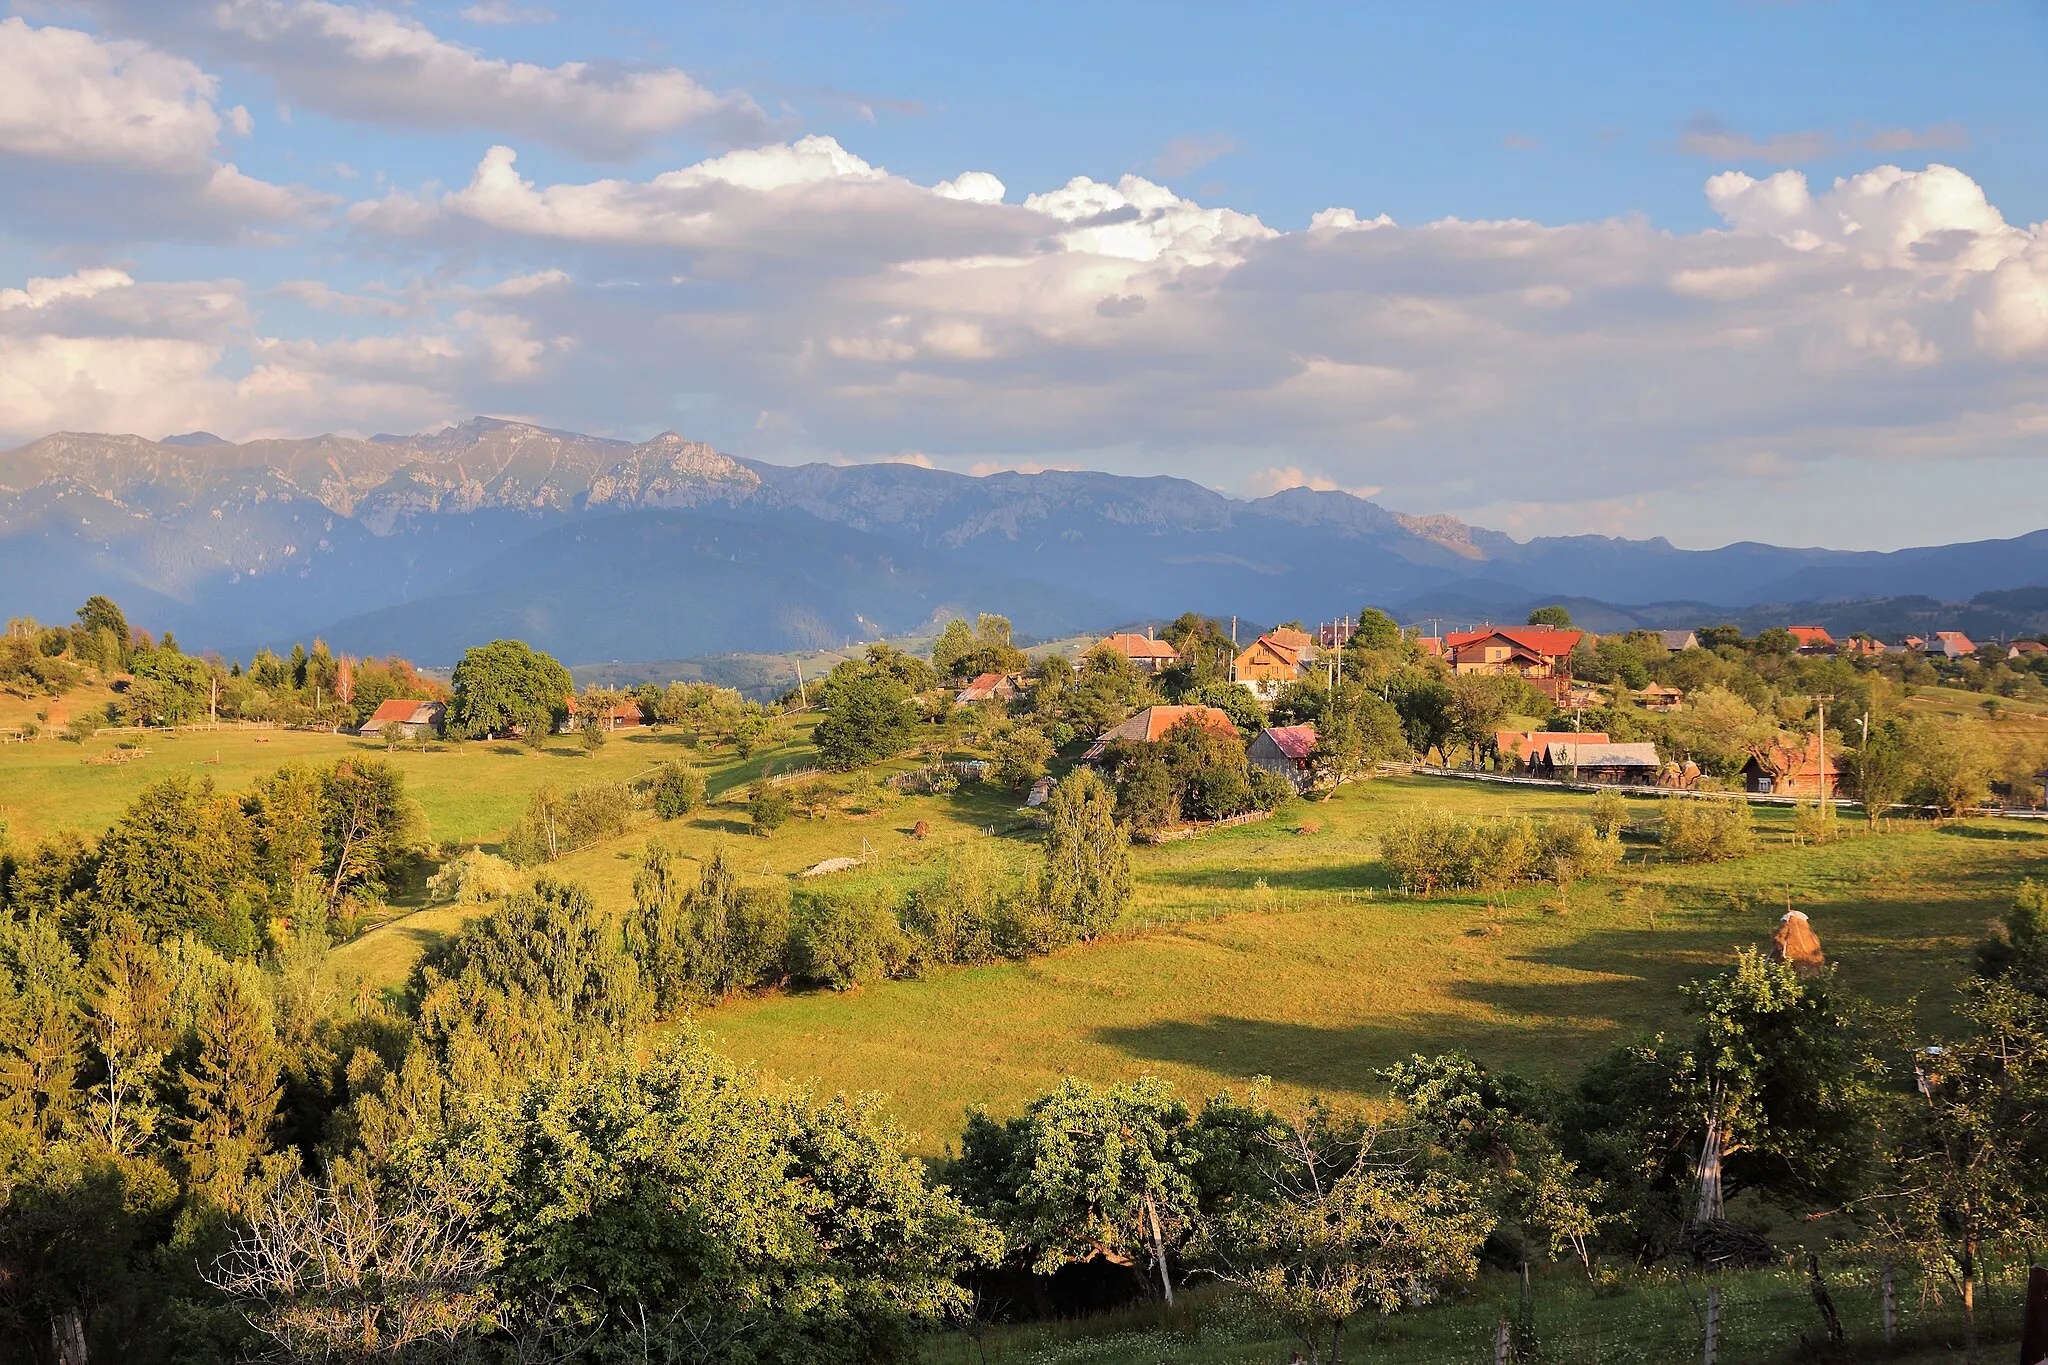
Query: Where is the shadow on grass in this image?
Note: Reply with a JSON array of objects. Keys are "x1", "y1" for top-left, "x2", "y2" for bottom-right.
[
  {"x1": 1090, "y1": 1011, "x2": 1623, "y2": 1096},
  {"x1": 1143, "y1": 862, "x2": 1394, "y2": 894},
  {"x1": 1939, "y1": 823, "x2": 2047, "y2": 842}
]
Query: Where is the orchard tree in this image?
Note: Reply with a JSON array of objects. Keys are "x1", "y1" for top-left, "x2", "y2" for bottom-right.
[
  {"x1": 1209, "y1": 1104, "x2": 1492, "y2": 1365},
  {"x1": 1845, "y1": 715, "x2": 1913, "y2": 827},
  {"x1": 815, "y1": 672, "x2": 917, "y2": 771},
  {"x1": 1526, "y1": 605, "x2": 1573, "y2": 629},
  {"x1": 447, "y1": 640, "x2": 572, "y2": 740}
]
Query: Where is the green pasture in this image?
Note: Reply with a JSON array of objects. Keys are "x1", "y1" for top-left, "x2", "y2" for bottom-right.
[
  {"x1": 6, "y1": 718, "x2": 2038, "y2": 1162},
  {"x1": 0, "y1": 720, "x2": 818, "y2": 847},
  {"x1": 705, "y1": 778, "x2": 2034, "y2": 1149}
]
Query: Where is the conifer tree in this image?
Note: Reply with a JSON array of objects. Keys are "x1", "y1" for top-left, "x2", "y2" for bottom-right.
[
  {"x1": 1042, "y1": 769, "x2": 1131, "y2": 940},
  {"x1": 179, "y1": 971, "x2": 282, "y2": 1210}
]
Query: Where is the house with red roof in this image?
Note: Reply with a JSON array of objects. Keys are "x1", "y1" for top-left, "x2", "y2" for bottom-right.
[
  {"x1": 1788, "y1": 626, "x2": 1835, "y2": 654},
  {"x1": 1496, "y1": 729, "x2": 1610, "y2": 768},
  {"x1": 1082, "y1": 705, "x2": 1239, "y2": 761},
  {"x1": 1444, "y1": 626, "x2": 1583, "y2": 680},
  {"x1": 1742, "y1": 733, "x2": 1840, "y2": 798},
  {"x1": 1249, "y1": 724, "x2": 1319, "y2": 790},
  {"x1": 1927, "y1": 631, "x2": 1977, "y2": 659},
  {"x1": 955, "y1": 672, "x2": 1023, "y2": 704},
  {"x1": 358, "y1": 698, "x2": 445, "y2": 737},
  {"x1": 1232, "y1": 633, "x2": 1313, "y2": 701},
  {"x1": 1095, "y1": 632, "x2": 1181, "y2": 675}
]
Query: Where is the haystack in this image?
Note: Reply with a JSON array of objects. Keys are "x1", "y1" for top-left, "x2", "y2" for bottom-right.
[{"x1": 1771, "y1": 910, "x2": 1825, "y2": 976}]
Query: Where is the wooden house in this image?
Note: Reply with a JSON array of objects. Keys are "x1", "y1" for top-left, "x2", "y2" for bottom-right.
[
  {"x1": 1532, "y1": 740, "x2": 1662, "y2": 784},
  {"x1": 1082, "y1": 705, "x2": 1239, "y2": 761},
  {"x1": 1249, "y1": 724, "x2": 1318, "y2": 791},
  {"x1": 1742, "y1": 733, "x2": 1839, "y2": 798}
]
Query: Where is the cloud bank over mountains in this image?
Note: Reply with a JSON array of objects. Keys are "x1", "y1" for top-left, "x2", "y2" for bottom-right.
[{"x1": 2, "y1": 6, "x2": 2045, "y2": 549}]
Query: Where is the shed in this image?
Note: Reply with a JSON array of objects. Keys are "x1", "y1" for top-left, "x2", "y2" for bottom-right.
[
  {"x1": 358, "y1": 699, "x2": 445, "y2": 737},
  {"x1": 1532, "y1": 740, "x2": 1662, "y2": 784},
  {"x1": 1249, "y1": 724, "x2": 1318, "y2": 791}
]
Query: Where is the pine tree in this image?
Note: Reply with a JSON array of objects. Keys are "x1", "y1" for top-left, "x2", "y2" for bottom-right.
[{"x1": 179, "y1": 971, "x2": 282, "y2": 1210}]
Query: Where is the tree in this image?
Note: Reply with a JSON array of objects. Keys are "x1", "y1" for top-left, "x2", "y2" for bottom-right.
[
  {"x1": 1195, "y1": 681, "x2": 1266, "y2": 733},
  {"x1": 1845, "y1": 715, "x2": 1913, "y2": 826},
  {"x1": 1864, "y1": 983, "x2": 2048, "y2": 1359},
  {"x1": 207, "y1": 1161, "x2": 495, "y2": 1361},
  {"x1": 1382, "y1": 1053, "x2": 1608, "y2": 1272},
  {"x1": 1042, "y1": 769, "x2": 1131, "y2": 939},
  {"x1": 749, "y1": 779, "x2": 792, "y2": 835},
  {"x1": 1564, "y1": 950, "x2": 1875, "y2": 1255},
  {"x1": 930, "y1": 618, "x2": 980, "y2": 679},
  {"x1": 1446, "y1": 673, "x2": 1522, "y2": 765},
  {"x1": 318, "y1": 758, "x2": 415, "y2": 914},
  {"x1": 93, "y1": 776, "x2": 263, "y2": 955},
  {"x1": 652, "y1": 761, "x2": 707, "y2": 818},
  {"x1": 443, "y1": 1037, "x2": 998, "y2": 1362},
  {"x1": 954, "y1": 1077, "x2": 1199, "y2": 1301},
  {"x1": 1388, "y1": 675, "x2": 1456, "y2": 762},
  {"x1": 1527, "y1": 605, "x2": 1573, "y2": 628},
  {"x1": 73, "y1": 596, "x2": 129, "y2": 667},
  {"x1": 1353, "y1": 607, "x2": 1402, "y2": 650},
  {"x1": 987, "y1": 726, "x2": 1053, "y2": 791},
  {"x1": 814, "y1": 672, "x2": 916, "y2": 771},
  {"x1": 446, "y1": 640, "x2": 572, "y2": 740},
  {"x1": 1209, "y1": 1104, "x2": 1493, "y2": 1365},
  {"x1": 179, "y1": 970, "x2": 283, "y2": 1213}
]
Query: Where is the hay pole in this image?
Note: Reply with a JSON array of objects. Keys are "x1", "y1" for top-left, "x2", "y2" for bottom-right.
[{"x1": 1703, "y1": 1285, "x2": 1720, "y2": 1365}]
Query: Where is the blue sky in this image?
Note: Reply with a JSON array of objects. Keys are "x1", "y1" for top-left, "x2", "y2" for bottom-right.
[{"x1": 3, "y1": 0, "x2": 2046, "y2": 550}]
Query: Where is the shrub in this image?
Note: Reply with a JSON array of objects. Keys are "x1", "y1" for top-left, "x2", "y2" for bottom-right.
[
  {"x1": 651, "y1": 761, "x2": 705, "y2": 819},
  {"x1": 1659, "y1": 797, "x2": 1756, "y2": 862},
  {"x1": 792, "y1": 888, "x2": 910, "y2": 989},
  {"x1": 749, "y1": 779, "x2": 792, "y2": 836},
  {"x1": 1792, "y1": 801, "x2": 1839, "y2": 846},
  {"x1": 63, "y1": 714, "x2": 99, "y2": 743},
  {"x1": 1247, "y1": 766, "x2": 1296, "y2": 811},
  {"x1": 426, "y1": 849, "x2": 522, "y2": 905},
  {"x1": 902, "y1": 840, "x2": 1024, "y2": 966},
  {"x1": 1379, "y1": 808, "x2": 1545, "y2": 898},
  {"x1": 1538, "y1": 816, "x2": 1621, "y2": 893},
  {"x1": 1588, "y1": 790, "x2": 1630, "y2": 840},
  {"x1": 987, "y1": 726, "x2": 1054, "y2": 791}
]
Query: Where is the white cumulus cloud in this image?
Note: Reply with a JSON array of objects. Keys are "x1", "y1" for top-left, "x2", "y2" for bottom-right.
[{"x1": 75, "y1": 0, "x2": 775, "y2": 158}]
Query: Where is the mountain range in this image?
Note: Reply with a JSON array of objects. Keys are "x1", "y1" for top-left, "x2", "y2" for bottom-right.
[{"x1": 4, "y1": 417, "x2": 2046, "y2": 664}]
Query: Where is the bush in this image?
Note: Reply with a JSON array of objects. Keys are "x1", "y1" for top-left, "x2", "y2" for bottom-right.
[
  {"x1": 503, "y1": 782, "x2": 635, "y2": 864},
  {"x1": 426, "y1": 849, "x2": 522, "y2": 905},
  {"x1": 1247, "y1": 766, "x2": 1295, "y2": 811},
  {"x1": 1659, "y1": 797, "x2": 1756, "y2": 862},
  {"x1": 1379, "y1": 808, "x2": 1545, "y2": 898},
  {"x1": 901, "y1": 840, "x2": 1032, "y2": 966},
  {"x1": 651, "y1": 762, "x2": 706, "y2": 819},
  {"x1": 1792, "y1": 801, "x2": 1839, "y2": 845},
  {"x1": 1538, "y1": 816, "x2": 1621, "y2": 892},
  {"x1": 63, "y1": 714, "x2": 99, "y2": 744},
  {"x1": 793, "y1": 888, "x2": 911, "y2": 989},
  {"x1": 1587, "y1": 790, "x2": 1630, "y2": 840},
  {"x1": 749, "y1": 779, "x2": 792, "y2": 836}
]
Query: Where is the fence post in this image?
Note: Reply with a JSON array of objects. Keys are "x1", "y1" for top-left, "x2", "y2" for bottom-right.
[
  {"x1": 1494, "y1": 1319, "x2": 1511, "y2": 1365},
  {"x1": 1882, "y1": 1262, "x2": 1895, "y2": 1345},
  {"x1": 1703, "y1": 1285, "x2": 1720, "y2": 1365}
]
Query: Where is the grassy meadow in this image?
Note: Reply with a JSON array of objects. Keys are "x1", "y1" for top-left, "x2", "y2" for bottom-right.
[{"x1": 3, "y1": 721, "x2": 2039, "y2": 1155}]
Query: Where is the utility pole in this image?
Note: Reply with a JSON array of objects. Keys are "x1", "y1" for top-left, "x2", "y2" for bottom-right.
[{"x1": 1810, "y1": 694, "x2": 1835, "y2": 810}]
